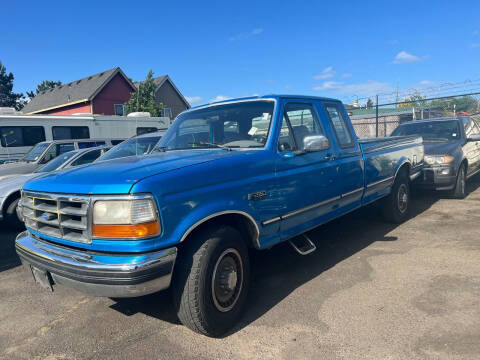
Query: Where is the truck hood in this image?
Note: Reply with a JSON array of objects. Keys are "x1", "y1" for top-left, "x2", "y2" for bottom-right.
[
  {"x1": 23, "y1": 150, "x2": 242, "y2": 195},
  {"x1": 423, "y1": 140, "x2": 462, "y2": 155},
  {"x1": 0, "y1": 162, "x2": 38, "y2": 178}
]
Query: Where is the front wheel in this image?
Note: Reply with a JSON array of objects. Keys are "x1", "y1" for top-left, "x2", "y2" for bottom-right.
[
  {"x1": 451, "y1": 164, "x2": 466, "y2": 199},
  {"x1": 381, "y1": 172, "x2": 410, "y2": 223},
  {"x1": 172, "y1": 225, "x2": 250, "y2": 337}
]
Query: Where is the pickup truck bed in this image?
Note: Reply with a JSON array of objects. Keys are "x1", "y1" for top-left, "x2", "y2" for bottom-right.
[{"x1": 16, "y1": 95, "x2": 424, "y2": 337}]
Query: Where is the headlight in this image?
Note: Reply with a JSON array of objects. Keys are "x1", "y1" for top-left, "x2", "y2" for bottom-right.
[
  {"x1": 424, "y1": 155, "x2": 454, "y2": 165},
  {"x1": 92, "y1": 196, "x2": 160, "y2": 239}
]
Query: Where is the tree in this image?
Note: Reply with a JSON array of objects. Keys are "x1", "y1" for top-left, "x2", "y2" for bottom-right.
[
  {"x1": 0, "y1": 61, "x2": 24, "y2": 110},
  {"x1": 366, "y1": 98, "x2": 374, "y2": 109},
  {"x1": 26, "y1": 80, "x2": 62, "y2": 98},
  {"x1": 125, "y1": 70, "x2": 164, "y2": 116},
  {"x1": 428, "y1": 96, "x2": 478, "y2": 115},
  {"x1": 398, "y1": 91, "x2": 426, "y2": 108}
]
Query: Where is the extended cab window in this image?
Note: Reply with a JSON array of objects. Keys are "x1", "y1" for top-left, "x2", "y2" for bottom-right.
[
  {"x1": 324, "y1": 103, "x2": 353, "y2": 148},
  {"x1": 278, "y1": 103, "x2": 324, "y2": 152}
]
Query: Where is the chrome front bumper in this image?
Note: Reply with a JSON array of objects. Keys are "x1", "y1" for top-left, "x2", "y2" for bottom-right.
[{"x1": 15, "y1": 231, "x2": 177, "y2": 298}]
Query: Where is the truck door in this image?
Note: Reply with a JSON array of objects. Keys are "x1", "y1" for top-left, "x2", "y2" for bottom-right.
[
  {"x1": 320, "y1": 102, "x2": 364, "y2": 212},
  {"x1": 274, "y1": 101, "x2": 339, "y2": 239}
]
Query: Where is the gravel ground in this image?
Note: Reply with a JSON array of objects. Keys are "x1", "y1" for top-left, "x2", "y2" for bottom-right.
[{"x1": 1, "y1": 178, "x2": 479, "y2": 360}]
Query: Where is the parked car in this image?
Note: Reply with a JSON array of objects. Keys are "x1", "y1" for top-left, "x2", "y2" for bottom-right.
[
  {"x1": 15, "y1": 95, "x2": 423, "y2": 337},
  {"x1": 97, "y1": 130, "x2": 165, "y2": 162},
  {"x1": 0, "y1": 146, "x2": 110, "y2": 229},
  {"x1": 391, "y1": 116, "x2": 480, "y2": 198},
  {"x1": 0, "y1": 139, "x2": 121, "y2": 178}
]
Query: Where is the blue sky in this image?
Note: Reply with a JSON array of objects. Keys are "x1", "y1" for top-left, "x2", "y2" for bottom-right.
[{"x1": 3, "y1": 0, "x2": 480, "y2": 105}]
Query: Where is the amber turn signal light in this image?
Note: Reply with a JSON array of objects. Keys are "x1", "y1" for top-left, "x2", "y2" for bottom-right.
[{"x1": 92, "y1": 221, "x2": 160, "y2": 238}]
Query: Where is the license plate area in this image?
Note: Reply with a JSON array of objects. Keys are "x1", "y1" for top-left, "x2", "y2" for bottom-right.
[{"x1": 30, "y1": 266, "x2": 53, "y2": 291}]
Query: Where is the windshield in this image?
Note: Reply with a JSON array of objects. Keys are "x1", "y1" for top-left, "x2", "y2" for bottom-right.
[
  {"x1": 22, "y1": 143, "x2": 49, "y2": 162},
  {"x1": 159, "y1": 101, "x2": 275, "y2": 150},
  {"x1": 391, "y1": 120, "x2": 461, "y2": 141},
  {"x1": 99, "y1": 136, "x2": 161, "y2": 161},
  {"x1": 35, "y1": 151, "x2": 76, "y2": 173}
]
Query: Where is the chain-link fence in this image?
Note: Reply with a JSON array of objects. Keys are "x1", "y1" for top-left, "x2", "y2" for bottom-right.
[{"x1": 349, "y1": 93, "x2": 480, "y2": 138}]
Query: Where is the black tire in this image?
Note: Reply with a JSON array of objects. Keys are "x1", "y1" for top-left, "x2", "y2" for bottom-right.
[
  {"x1": 451, "y1": 163, "x2": 466, "y2": 199},
  {"x1": 5, "y1": 197, "x2": 24, "y2": 231},
  {"x1": 381, "y1": 171, "x2": 410, "y2": 223},
  {"x1": 172, "y1": 225, "x2": 250, "y2": 337}
]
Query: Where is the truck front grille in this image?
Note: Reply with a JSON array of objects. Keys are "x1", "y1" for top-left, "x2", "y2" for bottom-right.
[{"x1": 22, "y1": 191, "x2": 91, "y2": 244}]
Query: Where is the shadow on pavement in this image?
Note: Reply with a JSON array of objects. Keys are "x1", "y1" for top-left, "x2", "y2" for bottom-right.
[
  {"x1": 0, "y1": 225, "x2": 21, "y2": 272},
  {"x1": 112, "y1": 180, "x2": 474, "y2": 336}
]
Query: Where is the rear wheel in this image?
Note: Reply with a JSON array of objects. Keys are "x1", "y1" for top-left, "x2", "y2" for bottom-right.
[
  {"x1": 172, "y1": 225, "x2": 250, "y2": 337},
  {"x1": 451, "y1": 163, "x2": 466, "y2": 199},
  {"x1": 381, "y1": 172, "x2": 410, "y2": 223},
  {"x1": 5, "y1": 197, "x2": 24, "y2": 231}
]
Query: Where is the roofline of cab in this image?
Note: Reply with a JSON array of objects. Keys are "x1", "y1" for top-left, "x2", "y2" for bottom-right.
[{"x1": 187, "y1": 94, "x2": 342, "y2": 111}]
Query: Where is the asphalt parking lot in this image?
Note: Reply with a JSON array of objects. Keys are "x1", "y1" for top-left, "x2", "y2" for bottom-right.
[{"x1": 1, "y1": 180, "x2": 480, "y2": 360}]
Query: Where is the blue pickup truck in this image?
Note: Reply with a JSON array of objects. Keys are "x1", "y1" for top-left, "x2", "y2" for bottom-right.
[{"x1": 15, "y1": 95, "x2": 423, "y2": 336}]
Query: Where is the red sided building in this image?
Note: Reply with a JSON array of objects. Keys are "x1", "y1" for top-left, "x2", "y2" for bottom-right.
[{"x1": 22, "y1": 67, "x2": 136, "y2": 116}]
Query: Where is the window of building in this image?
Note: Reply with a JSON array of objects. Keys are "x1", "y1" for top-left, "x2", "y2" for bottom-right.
[
  {"x1": 161, "y1": 108, "x2": 172, "y2": 118},
  {"x1": 0, "y1": 126, "x2": 45, "y2": 147},
  {"x1": 114, "y1": 104, "x2": 125, "y2": 116},
  {"x1": 52, "y1": 126, "x2": 90, "y2": 140}
]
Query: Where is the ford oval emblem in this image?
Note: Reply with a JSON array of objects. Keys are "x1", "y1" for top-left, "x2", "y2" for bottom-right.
[{"x1": 42, "y1": 212, "x2": 54, "y2": 221}]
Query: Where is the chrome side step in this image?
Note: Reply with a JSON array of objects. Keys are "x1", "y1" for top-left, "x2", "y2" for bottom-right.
[{"x1": 289, "y1": 234, "x2": 316, "y2": 255}]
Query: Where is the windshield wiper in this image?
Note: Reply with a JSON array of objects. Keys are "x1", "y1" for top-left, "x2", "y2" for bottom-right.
[{"x1": 187, "y1": 142, "x2": 238, "y2": 151}]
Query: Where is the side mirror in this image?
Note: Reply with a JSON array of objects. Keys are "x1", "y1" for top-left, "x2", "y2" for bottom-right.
[
  {"x1": 467, "y1": 134, "x2": 480, "y2": 142},
  {"x1": 303, "y1": 135, "x2": 330, "y2": 152}
]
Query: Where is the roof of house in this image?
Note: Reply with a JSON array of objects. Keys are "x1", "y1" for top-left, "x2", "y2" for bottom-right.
[
  {"x1": 135, "y1": 75, "x2": 190, "y2": 109},
  {"x1": 22, "y1": 67, "x2": 135, "y2": 114}
]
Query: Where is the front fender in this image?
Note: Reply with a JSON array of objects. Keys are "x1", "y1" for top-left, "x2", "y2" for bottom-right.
[{"x1": 157, "y1": 197, "x2": 259, "y2": 249}]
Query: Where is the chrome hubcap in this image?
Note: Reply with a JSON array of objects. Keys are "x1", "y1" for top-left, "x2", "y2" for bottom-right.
[
  {"x1": 212, "y1": 248, "x2": 243, "y2": 312},
  {"x1": 398, "y1": 184, "x2": 408, "y2": 213}
]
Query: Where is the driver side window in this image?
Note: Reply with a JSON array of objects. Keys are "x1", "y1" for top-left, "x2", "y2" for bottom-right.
[{"x1": 278, "y1": 103, "x2": 324, "y2": 152}]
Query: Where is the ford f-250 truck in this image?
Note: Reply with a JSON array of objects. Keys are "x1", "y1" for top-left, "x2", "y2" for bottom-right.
[{"x1": 15, "y1": 95, "x2": 424, "y2": 337}]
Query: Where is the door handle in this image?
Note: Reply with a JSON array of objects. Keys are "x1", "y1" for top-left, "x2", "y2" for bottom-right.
[{"x1": 325, "y1": 153, "x2": 337, "y2": 161}]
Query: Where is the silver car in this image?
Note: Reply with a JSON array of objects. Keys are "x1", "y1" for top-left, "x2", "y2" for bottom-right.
[{"x1": 0, "y1": 146, "x2": 110, "y2": 229}]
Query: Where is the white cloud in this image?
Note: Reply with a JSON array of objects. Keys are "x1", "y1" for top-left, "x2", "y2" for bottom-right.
[
  {"x1": 313, "y1": 80, "x2": 392, "y2": 96},
  {"x1": 185, "y1": 96, "x2": 203, "y2": 104},
  {"x1": 313, "y1": 66, "x2": 336, "y2": 80},
  {"x1": 229, "y1": 28, "x2": 264, "y2": 41},
  {"x1": 341, "y1": 73, "x2": 352, "y2": 79},
  {"x1": 210, "y1": 95, "x2": 232, "y2": 102},
  {"x1": 392, "y1": 51, "x2": 421, "y2": 64}
]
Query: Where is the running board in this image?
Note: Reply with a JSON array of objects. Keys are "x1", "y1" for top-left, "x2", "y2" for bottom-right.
[{"x1": 289, "y1": 234, "x2": 316, "y2": 255}]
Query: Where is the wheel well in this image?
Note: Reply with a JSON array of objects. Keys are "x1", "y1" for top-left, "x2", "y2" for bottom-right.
[
  {"x1": 181, "y1": 213, "x2": 259, "y2": 249},
  {"x1": 2, "y1": 191, "x2": 20, "y2": 216},
  {"x1": 395, "y1": 162, "x2": 410, "y2": 181},
  {"x1": 460, "y1": 159, "x2": 468, "y2": 173}
]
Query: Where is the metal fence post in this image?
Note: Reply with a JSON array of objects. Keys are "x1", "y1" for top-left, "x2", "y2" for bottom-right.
[{"x1": 375, "y1": 95, "x2": 379, "y2": 137}]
